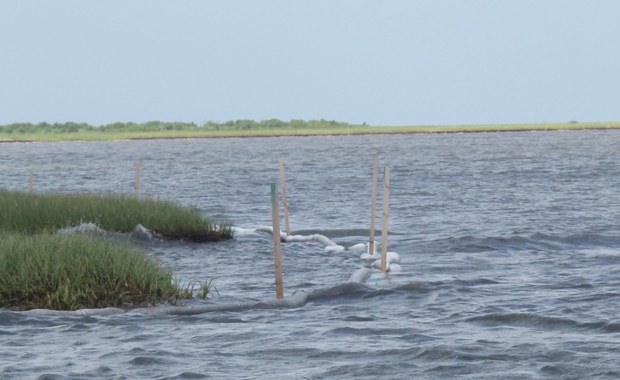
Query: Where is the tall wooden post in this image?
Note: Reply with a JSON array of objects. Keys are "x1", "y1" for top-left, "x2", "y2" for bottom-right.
[
  {"x1": 271, "y1": 183, "x2": 284, "y2": 299},
  {"x1": 380, "y1": 167, "x2": 391, "y2": 273},
  {"x1": 369, "y1": 159, "x2": 378, "y2": 256},
  {"x1": 279, "y1": 159, "x2": 291, "y2": 237}
]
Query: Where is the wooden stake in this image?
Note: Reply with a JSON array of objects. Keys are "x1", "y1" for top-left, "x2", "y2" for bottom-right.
[
  {"x1": 271, "y1": 183, "x2": 284, "y2": 299},
  {"x1": 28, "y1": 171, "x2": 33, "y2": 194},
  {"x1": 134, "y1": 162, "x2": 141, "y2": 198},
  {"x1": 279, "y1": 159, "x2": 291, "y2": 237},
  {"x1": 380, "y1": 167, "x2": 390, "y2": 273},
  {"x1": 369, "y1": 159, "x2": 378, "y2": 256}
]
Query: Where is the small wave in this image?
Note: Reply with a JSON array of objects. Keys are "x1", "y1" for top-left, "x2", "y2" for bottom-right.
[
  {"x1": 466, "y1": 313, "x2": 578, "y2": 330},
  {"x1": 579, "y1": 320, "x2": 620, "y2": 333},
  {"x1": 34, "y1": 375, "x2": 70, "y2": 380},
  {"x1": 0, "y1": 311, "x2": 22, "y2": 325},
  {"x1": 167, "y1": 372, "x2": 208, "y2": 379},
  {"x1": 379, "y1": 346, "x2": 457, "y2": 361},
  {"x1": 127, "y1": 356, "x2": 170, "y2": 366},
  {"x1": 343, "y1": 315, "x2": 376, "y2": 322},
  {"x1": 326, "y1": 326, "x2": 414, "y2": 337},
  {"x1": 603, "y1": 322, "x2": 620, "y2": 333},
  {"x1": 307, "y1": 282, "x2": 368, "y2": 302},
  {"x1": 439, "y1": 234, "x2": 531, "y2": 253},
  {"x1": 394, "y1": 281, "x2": 440, "y2": 293},
  {"x1": 438, "y1": 232, "x2": 620, "y2": 253},
  {"x1": 532, "y1": 232, "x2": 620, "y2": 248},
  {"x1": 23, "y1": 307, "x2": 126, "y2": 318},
  {"x1": 453, "y1": 277, "x2": 502, "y2": 286}
]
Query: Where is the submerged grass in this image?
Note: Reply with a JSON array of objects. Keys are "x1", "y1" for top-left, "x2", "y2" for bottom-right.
[
  {"x1": 0, "y1": 232, "x2": 185, "y2": 311},
  {"x1": 0, "y1": 189, "x2": 232, "y2": 241}
]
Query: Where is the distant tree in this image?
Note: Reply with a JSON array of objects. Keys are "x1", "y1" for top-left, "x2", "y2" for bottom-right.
[{"x1": 261, "y1": 119, "x2": 286, "y2": 129}]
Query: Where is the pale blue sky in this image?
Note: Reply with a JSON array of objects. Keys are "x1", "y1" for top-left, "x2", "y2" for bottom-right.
[{"x1": 1, "y1": 1, "x2": 618, "y2": 126}]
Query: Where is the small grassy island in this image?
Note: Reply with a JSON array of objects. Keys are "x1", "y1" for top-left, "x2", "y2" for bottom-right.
[
  {"x1": 0, "y1": 189, "x2": 232, "y2": 242},
  {"x1": 1, "y1": 119, "x2": 619, "y2": 142},
  {"x1": 0, "y1": 232, "x2": 183, "y2": 310},
  {"x1": 0, "y1": 189, "x2": 232, "y2": 311}
]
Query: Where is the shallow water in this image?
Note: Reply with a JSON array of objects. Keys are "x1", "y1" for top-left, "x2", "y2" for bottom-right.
[{"x1": 2, "y1": 131, "x2": 620, "y2": 379}]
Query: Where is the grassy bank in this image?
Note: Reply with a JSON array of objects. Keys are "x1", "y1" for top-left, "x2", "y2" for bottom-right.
[
  {"x1": 0, "y1": 232, "x2": 190, "y2": 310},
  {"x1": 0, "y1": 189, "x2": 226, "y2": 310},
  {"x1": 0, "y1": 189, "x2": 232, "y2": 242},
  {"x1": 1, "y1": 120, "x2": 619, "y2": 142}
]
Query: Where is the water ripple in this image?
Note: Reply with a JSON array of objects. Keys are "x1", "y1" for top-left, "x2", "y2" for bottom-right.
[{"x1": 3, "y1": 132, "x2": 620, "y2": 378}]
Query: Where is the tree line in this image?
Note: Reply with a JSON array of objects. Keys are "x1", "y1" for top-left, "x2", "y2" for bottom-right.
[{"x1": 0, "y1": 119, "x2": 360, "y2": 134}]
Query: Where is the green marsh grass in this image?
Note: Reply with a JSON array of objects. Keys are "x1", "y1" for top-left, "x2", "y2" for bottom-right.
[
  {"x1": 0, "y1": 189, "x2": 232, "y2": 241},
  {"x1": 1, "y1": 121, "x2": 619, "y2": 142},
  {"x1": 0, "y1": 232, "x2": 185, "y2": 310}
]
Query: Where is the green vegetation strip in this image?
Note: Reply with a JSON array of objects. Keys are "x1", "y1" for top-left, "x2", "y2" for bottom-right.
[
  {"x1": 0, "y1": 232, "x2": 186, "y2": 311},
  {"x1": 1, "y1": 120, "x2": 619, "y2": 142},
  {"x1": 0, "y1": 189, "x2": 232, "y2": 242},
  {"x1": 0, "y1": 189, "x2": 227, "y2": 310}
]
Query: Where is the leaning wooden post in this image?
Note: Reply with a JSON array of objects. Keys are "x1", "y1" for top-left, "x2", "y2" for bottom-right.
[
  {"x1": 28, "y1": 171, "x2": 34, "y2": 194},
  {"x1": 134, "y1": 162, "x2": 141, "y2": 198},
  {"x1": 369, "y1": 159, "x2": 378, "y2": 256},
  {"x1": 271, "y1": 183, "x2": 284, "y2": 299},
  {"x1": 279, "y1": 159, "x2": 291, "y2": 237},
  {"x1": 380, "y1": 167, "x2": 391, "y2": 273}
]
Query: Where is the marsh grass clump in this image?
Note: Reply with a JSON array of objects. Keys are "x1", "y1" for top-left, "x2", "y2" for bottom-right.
[
  {"x1": 0, "y1": 189, "x2": 232, "y2": 241},
  {"x1": 0, "y1": 232, "x2": 186, "y2": 311}
]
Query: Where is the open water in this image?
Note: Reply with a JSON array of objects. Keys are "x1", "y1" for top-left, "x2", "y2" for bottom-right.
[{"x1": 1, "y1": 130, "x2": 620, "y2": 379}]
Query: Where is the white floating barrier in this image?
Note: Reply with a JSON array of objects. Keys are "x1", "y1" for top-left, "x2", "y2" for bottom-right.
[
  {"x1": 131, "y1": 224, "x2": 155, "y2": 241},
  {"x1": 57, "y1": 222, "x2": 106, "y2": 236},
  {"x1": 348, "y1": 267, "x2": 372, "y2": 283},
  {"x1": 255, "y1": 226, "x2": 287, "y2": 241},
  {"x1": 260, "y1": 290, "x2": 309, "y2": 308},
  {"x1": 359, "y1": 241, "x2": 378, "y2": 259},
  {"x1": 255, "y1": 227, "x2": 346, "y2": 251},
  {"x1": 369, "y1": 249, "x2": 401, "y2": 272},
  {"x1": 231, "y1": 226, "x2": 261, "y2": 236},
  {"x1": 325, "y1": 245, "x2": 346, "y2": 253},
  {"x1": 287, "y1": 234, "x2": 345, "y2": 252},
  {"x1": 348, "y1": 243, "x2": 367, "y2": 251},
  {"x1": 371, "y1": 259, "x2": 402, "y2": 273}
]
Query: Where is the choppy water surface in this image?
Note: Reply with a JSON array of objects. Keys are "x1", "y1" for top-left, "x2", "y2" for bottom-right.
[{"x1": 2, "y1": 131, "x2": 620, "y2": 379}]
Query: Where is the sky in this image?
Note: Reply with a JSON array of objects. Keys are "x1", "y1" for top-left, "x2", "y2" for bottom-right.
[{"x1": 1, "y1": 0, "x2": 619, "y2": 126}]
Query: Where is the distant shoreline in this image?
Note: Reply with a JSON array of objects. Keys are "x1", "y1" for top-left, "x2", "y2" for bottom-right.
[{"x1": 1, "y1": 121, "x2": 619, "y2": 143}]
